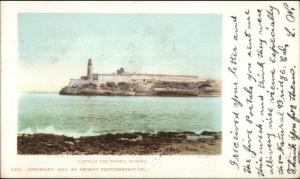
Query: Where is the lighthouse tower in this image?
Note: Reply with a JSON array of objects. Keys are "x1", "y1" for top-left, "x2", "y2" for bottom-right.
[{"x1": 87, "y1": 59, "x2": 93, "y2": 81}]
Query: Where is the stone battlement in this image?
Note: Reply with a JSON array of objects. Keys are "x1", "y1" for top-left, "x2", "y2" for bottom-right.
[
  {"x1": 61, "y1": 59, "x2": 221, "y2": 97},
  {"x1": 69, "y1": 59, "x2": 203, "y2": 87}
]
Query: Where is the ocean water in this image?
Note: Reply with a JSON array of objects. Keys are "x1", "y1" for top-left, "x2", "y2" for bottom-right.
[{"x1": 18, "y1": 93, "x2": 222, "y2": 137}]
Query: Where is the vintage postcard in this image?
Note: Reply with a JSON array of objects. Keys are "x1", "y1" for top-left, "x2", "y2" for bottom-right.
[
  {"x1": 17, "y1": 13, "x2": 222, "y2": 155},
  {"x1": 1, "y1": 1, "x2": 299, "y2": 178}
]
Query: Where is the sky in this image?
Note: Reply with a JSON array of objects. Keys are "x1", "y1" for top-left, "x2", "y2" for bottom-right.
[{"x1": 18, "y1": 13, "x2": 222, "y2": 92}]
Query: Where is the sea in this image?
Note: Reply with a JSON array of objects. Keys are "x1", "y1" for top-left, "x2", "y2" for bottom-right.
[{"x1": 18, "y1": 93, "x2": 222, "y2": 137}]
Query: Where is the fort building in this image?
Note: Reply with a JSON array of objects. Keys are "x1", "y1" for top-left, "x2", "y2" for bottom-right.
[{"x1": 69, "y1": 59, "x2": 204, "y2": 87}]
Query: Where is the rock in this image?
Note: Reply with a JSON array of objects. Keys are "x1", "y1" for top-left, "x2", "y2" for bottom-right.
[
  {"x1": 65, "y1": 141, "x2": 74, "y2": 145},
  {"x1": 201, "y1": 131, "x2": 218, "y2": 136},
  {"x1": 59, "y1": 79, "x2": 221, "y2": 97},
  {"x1": 17, "y1": 131, "x2": 221, "y2": 155},
  {"x1": 186, "y1": 135, "x2": 213, "y2": 141},
  {"x1": 131, "y1": 135, "x2": 143, "y2": 142}
]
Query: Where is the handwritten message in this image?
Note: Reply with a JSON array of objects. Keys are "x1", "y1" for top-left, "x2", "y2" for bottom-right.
[{"x1": 227, "y1": 2, "x2": 299, "y2": 177}]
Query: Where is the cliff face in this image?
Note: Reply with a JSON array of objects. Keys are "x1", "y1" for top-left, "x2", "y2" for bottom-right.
[{"x1": 59, "y1": 80, "x2": 221, "y2": 96}]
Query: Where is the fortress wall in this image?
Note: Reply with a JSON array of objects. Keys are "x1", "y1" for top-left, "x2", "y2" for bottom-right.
[
  {"x1": 131, "y1": 74, "x2": 199, "y2": 82},
  {"x1": 130, "y1": 75, "x2": 155, "y2": 82},
  {"x1": 69, "y1": 74, "x2": 204, "y2": 87},
  {"x1": 160, "y1": 76, "x2": 198, "y2": 82},
  {"x1": 97, "y1": 74, "x2": 131, "y2": 83},
  {"x1": 69, "y1": 79, "x2": 89, "y2": 87},
  {"x1": 95, "y1": 74, "x2": 199, "y2": 83}
]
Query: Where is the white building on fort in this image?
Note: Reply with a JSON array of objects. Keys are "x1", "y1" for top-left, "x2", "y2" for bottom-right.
[{"x1": 69, "y1": 59, "x2": 202, "y2": 87}]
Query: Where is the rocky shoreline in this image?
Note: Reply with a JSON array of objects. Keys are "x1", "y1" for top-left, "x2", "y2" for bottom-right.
[
  {"x1": 18, "y1": 131, "x2": 221, "y2": 155},
  {"x1": 59, "y1": 80, "x2": 221, "y2": 96}
]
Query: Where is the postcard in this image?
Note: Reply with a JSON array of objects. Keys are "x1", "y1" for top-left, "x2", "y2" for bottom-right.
[{"x1": 1, "y1": 1, "x2": 299, "y2": 178}]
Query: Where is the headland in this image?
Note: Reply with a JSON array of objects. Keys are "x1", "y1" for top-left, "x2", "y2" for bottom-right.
[{"x1": 59, "y1": 59, "x2": 221, "y2": 96}]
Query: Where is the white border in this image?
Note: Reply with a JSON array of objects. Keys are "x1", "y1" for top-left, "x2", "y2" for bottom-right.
[{"x1": 1, "y1": 1, "x2": 299, "y2": 178}]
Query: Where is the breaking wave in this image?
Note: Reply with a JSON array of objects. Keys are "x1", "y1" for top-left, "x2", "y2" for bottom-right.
[{"x1": 18, "y1": 126, "x2": 220, "y2": 138}]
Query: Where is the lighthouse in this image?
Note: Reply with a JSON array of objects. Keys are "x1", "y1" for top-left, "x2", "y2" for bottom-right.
[{"x1": 87, "y1": 59, "x2": 93, "y2": 80}]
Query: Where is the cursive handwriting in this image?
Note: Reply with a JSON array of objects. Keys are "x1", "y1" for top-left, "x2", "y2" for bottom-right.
[{"x1": 227, "y1": 2, "x2": 299, "y2": 177}]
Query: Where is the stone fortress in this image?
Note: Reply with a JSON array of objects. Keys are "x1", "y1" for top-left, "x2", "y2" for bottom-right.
[
  {"x1": 60, "y1": 59, "x2": 221, "y2": 96},
  {"x1": 70, "y1": 59, "x2": 202, "y2": 86}
]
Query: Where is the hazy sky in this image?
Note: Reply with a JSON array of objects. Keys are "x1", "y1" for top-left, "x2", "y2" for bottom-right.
[{"x1": 18, "y1": 13, "x2": 222, "y2": 92}]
